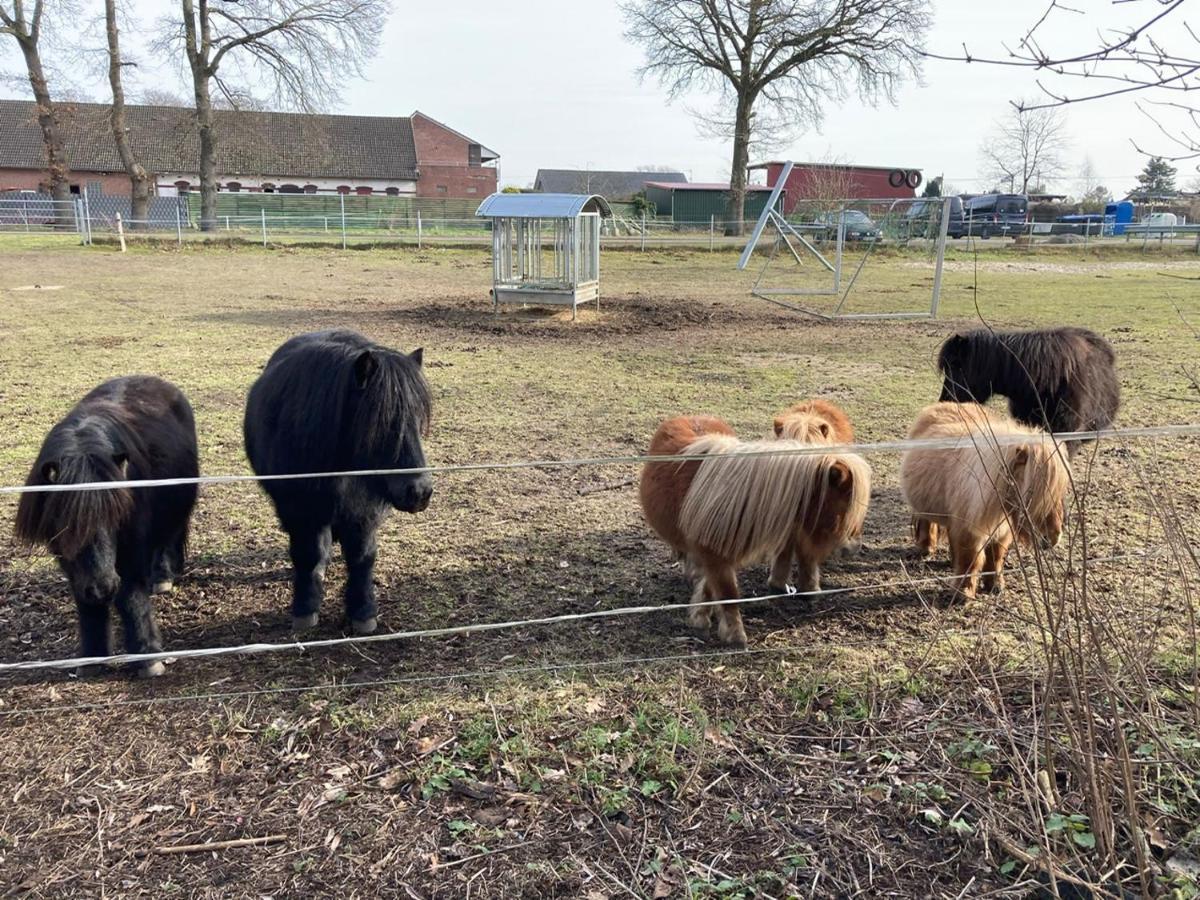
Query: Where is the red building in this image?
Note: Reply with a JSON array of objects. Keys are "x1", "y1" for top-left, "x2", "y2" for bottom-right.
[
  {"x1": 0, "y1": 100, "x2": 497, "y2": 199},
  {"x1": 749, "y1": 161, "x2": 923, "y2": 215}
]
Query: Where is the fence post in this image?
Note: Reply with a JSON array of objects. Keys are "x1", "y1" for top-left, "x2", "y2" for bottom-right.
[
  {"x1": 324, "y1": 217, "x2": 329, "y2": 234},
  {"x1": 75, "y1": 199, "x2": 86, "y2": 244},
  {"x1": 641, "y1": 212, "x2": 646, "y2": 252},
  {"x1": 709, "y1": 214, "x2": 714, "y2": 252},
  {"x1": 340, "y1": 193, "x2": 347, "y2": 250},
  {"x1": 417, "y1": 211, "x2": 422, "y2": 250},
  {"x1": 82, "y1": 187, "x2": 93, "y2": 245},
  {"x1": 116, "y1": 213, "x2": 127, "y2": 253},
  {"x1": 175, "y1": 204, "x2": 183, "y2": 246},
  {"x1": 225, "y1": 216, "x2": 230, "y2": 231},
  {"x1": 261, "y1": 208, "x2": 268, "y2": 247}
]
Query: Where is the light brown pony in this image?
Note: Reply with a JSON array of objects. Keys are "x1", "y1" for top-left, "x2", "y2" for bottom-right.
[
  {"x1": 640, "y1": 415, "x2": 871, "y2": 646},
  {"x1": 770, "y1": 399, "x2": 860, "y2": 588},
  {"x1": 900, "y1": 402, "x2": 1070, "y2": 601}
]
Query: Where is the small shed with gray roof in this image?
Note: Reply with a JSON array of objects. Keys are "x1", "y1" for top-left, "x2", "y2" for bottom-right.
[{"x1": 476, "y1": 192, "x2": 612, "y2": 319}]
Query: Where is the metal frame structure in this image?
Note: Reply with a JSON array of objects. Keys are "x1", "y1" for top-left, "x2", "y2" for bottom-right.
[
  {"x1": 737, "y1": 162, "x2": 950, "y2": 320},
  {"x1": 476, "y1": 192, "x2": 611, "y2": 320}
]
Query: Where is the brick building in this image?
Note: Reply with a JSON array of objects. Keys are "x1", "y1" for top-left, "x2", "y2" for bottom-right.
[
  {"x1": 0, "y1": 99, "x2": 497, "y2": 199},
  {"x1": 748, "y1": 161, "x2": 923, "y2": 214}
]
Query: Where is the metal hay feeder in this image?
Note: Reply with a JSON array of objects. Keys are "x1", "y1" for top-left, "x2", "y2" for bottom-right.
[{"x1": 476, "y1": 192, "x2": 612, "y2": 319}]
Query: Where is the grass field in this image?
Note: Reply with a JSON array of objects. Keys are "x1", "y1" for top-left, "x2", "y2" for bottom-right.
[{"x1": 0, "y1": 240, "x2": 1198, "y2": 897}]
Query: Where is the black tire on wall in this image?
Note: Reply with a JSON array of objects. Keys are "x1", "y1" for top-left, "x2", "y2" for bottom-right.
[
  {"x1": 905, "y1": 170, "x2": 922, "y2": 189},
  {"x1": 888, "y1": 170, "x2": 906, "y2": 188}
]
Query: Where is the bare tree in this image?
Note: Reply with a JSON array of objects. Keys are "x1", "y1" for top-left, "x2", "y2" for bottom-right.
[
  {"x1": 0, "y1": 1, "x2": 72, "y2": 203},
  {"x1": 621, "y1": 0, "x2": 930, "y2": 235},
  {"x1": 139, "y1": 87, "x2": 190, "y2": 107},
  {"x1": 159, "y1": 0, "x2": 390, "y2": 230},
  {"x1": 923, "y1": 0, "x2": 1199, "y2": 166},
  {"x1": 1077, "y1": 156, "x2": 1099, "y2": 197},
  {"x1": 980, "y1": 104, "x2": 1069, "y2": 194},
  {"x1": 103, "y1": 0, "x2": 152, "y2": 227}
]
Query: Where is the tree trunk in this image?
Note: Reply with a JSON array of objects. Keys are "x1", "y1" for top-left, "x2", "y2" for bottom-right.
[
  {"x1": 724, "y1": 93, "x2": 753, "y2": 237},
  {"x1": 105, "y1": 0, "x2": 151, "y2": 229},
  {"x1": 193, "y1": 71, "x2": 216, "y2": 232},
  {"x1": 16, "y1": 35, "x2": 71, "y2": 210}
]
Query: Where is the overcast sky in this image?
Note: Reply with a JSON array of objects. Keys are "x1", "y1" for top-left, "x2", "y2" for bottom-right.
[{"x1": 2, "y1": 1, "x2": 1192, "y2": 197}]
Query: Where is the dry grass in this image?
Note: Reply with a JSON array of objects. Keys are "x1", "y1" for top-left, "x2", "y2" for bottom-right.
[{"x1": 0, "y1": 241, "x2": 1198, "y2": 897}]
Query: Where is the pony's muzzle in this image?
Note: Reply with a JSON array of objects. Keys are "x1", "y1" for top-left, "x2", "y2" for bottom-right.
[{"x1": 392, "y1": 474, "x2": 433, "y2": 513}]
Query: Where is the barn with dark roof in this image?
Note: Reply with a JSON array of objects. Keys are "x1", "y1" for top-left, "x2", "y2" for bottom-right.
[{"x1": 0, "y1": 100, "x2": 497, "y2": 199}]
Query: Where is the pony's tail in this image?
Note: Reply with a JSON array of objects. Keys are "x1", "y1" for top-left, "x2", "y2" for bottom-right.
[{"x1": 15, "y1": 455, "x2": 134, "y2": 559}]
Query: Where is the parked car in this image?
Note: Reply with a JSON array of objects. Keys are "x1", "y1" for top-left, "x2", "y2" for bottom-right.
[
  {"x1": 900, "y1": 196, "x2": 965, "y2": 239},
  {"x1": 962, "y1": 193, "x2": 1028, "y2": 238},
  {"x1": 811, "y1": 209, "x2": 880, "y2": 242}
]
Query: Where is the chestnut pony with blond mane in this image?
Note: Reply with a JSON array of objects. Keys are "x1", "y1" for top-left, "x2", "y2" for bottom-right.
[
  {"x1": 900, "y1": 402, "x2": 1071, "y2": 601},
  {"x1": 640, "y1": 415, "x2": 871, "y2": 646},
  {"x1": 770, "y1": 399, "x2": 860, "y2": 588}
]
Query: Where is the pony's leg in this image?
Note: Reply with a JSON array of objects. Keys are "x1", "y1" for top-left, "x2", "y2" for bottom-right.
[
  {"x1": 705, "y1": 566, "x2": 747, "y2": 648},
  {"x1": 767, "y1": 542, "x2": 794, "y2": 592},
  {"x1": 151, "y1": 526, "x2": 187, "y2": 595},
  {"x1": 948, "y1": 531, "x2": 986, "y2": 603},
  {"x1": 910, "y1": 518, "x2": 938, "y2": 559},
  {"x1": 114, "y1": 581, "x2": 165, "y2": 677},
  {"x1": 792, "y1": 547, "x2": 821, "y2": 595},
  {"x1": 75, "y1": 598, "x2": 112, "y2": 670},
  {"x1": 687, "y1": 576, "x2": 713, "y2": 631},
  {"x1": 339, "y1": 516, "x2": 382, "y2": 635},
  {"x1": 289, "y1": 524, "x2": 333, "y2": 630},
  {"x1": 981, "y1": 535, "x2": 1013, "y2": 595}
]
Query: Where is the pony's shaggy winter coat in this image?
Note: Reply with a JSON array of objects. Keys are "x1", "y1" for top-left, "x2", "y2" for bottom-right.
[
  {"x1": 640, "y1": 415, "x2": 870, "y2": 646},
  {"x1": 900, "y1": 402, "x2": 1071, "y2": 600},
  {"x1": 937, "y1": 327, "x2": 1120, "y2": 458}
]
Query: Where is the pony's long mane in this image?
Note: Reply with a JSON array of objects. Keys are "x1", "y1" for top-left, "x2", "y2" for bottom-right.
[
  {"x1": 14, "y1": 406, "x2": 141, "y2": 558},
  {"x1": 256, "y1": 331, "x2": 432, "y2": 470},
  {"x1": 678, "y1": 436, "x2": 869, "y2": 563}
]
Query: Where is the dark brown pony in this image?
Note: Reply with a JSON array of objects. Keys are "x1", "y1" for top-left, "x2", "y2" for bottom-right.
[
  {"x1": 937, "y1": 327, "x2": 1120, "y2": 458},
  {"x1": 15, "y1": 376, "x2": 198, "y2": 676},
  {"x1": 640, "y1": 415, "x2": 870, "y2": 646}
]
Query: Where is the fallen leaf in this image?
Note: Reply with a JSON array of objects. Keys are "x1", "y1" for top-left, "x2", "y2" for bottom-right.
[
  {"x1": 378, "y1": 770, "x2": 408, "y2": 791},
  {"x1": 407, "y1": 716, "x2": 429, "y2": 736},
  {"x1": 584, "y1": 697, "x2": 605, "y2": 715},
  {"x1": 414, "y1": 735, "x2": 451, "y2": 757},
  {"x1": 653, "y1": 872, "x2": 676, "y2": 898},
  {"x1": 473, "y1": 807, "x2": 508, "y2": 827},
  {"x1": 704, "y1": 725, "x2": 736, "y2": 750}
]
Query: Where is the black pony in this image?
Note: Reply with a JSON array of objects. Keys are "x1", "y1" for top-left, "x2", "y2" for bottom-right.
[
  {"x1": 937, "y1": 326, "x2": 1120, "y2": 457},
  {"x1": 15, "y1": 377, "x2": 199, "y2": 676},
  {"x1": 244, "y1": 330, "x2": 433, "y2": 635}
]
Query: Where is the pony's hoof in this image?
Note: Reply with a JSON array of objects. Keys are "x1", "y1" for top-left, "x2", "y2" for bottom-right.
[
  {"x1": 293, "y1": 612, "x2": 319, "y2": 631},
  {"x1": 350, "y1": 617, "x2": 378, "y2": 636},
  {"x1": 766, "y1": 582, "x2": 794, "y2": 595},
  {"x1": 138, "y1": 660, "x2": 166, "y2": 678},
  {"x1": 839, "y1": 541, "x2": 863, "y2": 558},
  {"x1": 74, "y1": 664, "x2": 107, "y2": 678},
  {"x1": 152, "y1": 579, "x2": 174, "y2": 595},
  {"x1": 983, "y1": 580, "x2": 1005, "y2": 596},
  {"x1": 906, "y1": 546, "x2": 934, "y2": 561}
]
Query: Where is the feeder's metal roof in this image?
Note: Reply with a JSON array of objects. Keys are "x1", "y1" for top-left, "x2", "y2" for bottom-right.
[{"x1": 475, "y1": 192, "x2": 612, "y2": 219}]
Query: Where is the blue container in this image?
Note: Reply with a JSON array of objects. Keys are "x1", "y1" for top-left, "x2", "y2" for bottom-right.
[{"x1": 1104, "y1": 200, "x2": 1134, "y2": 236}]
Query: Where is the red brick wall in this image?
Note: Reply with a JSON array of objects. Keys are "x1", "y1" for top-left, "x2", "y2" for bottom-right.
[
  {"x1": 762, "y1": 163, "x2": 918, "y2": 214},
  {"x1": 0, "y1": 167, "x2": 138, "y2": 197},
  {"x1": 411, "y1": 114, "x2": 497, "y2": 199}
]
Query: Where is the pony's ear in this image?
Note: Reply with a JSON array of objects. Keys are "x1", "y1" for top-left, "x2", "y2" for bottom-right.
[
  {"x1": 410, "y1": 347, "x2": 424, "y2": 367},
  {"x1": 42, "y1": 462, "x2": 58, "y2": 483},
  {"x1": 819, "y1": 422, "x2": 830, "y2": 439},
  {"x1": 353, "y1": 350, "x2": 378, "y2": 387},
  {"x1": 113, "y1": 453, "x2": 129, "y2": 477},
  {"x1": 1013, "y1": 447, "x2": 1030, "y2": 468},
  {"x1": 828, "y1": 460, "x2": 852, "y2": 490},
  {"x1": 773, "y1": 416, "x2": 785, "y2": 437}
]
